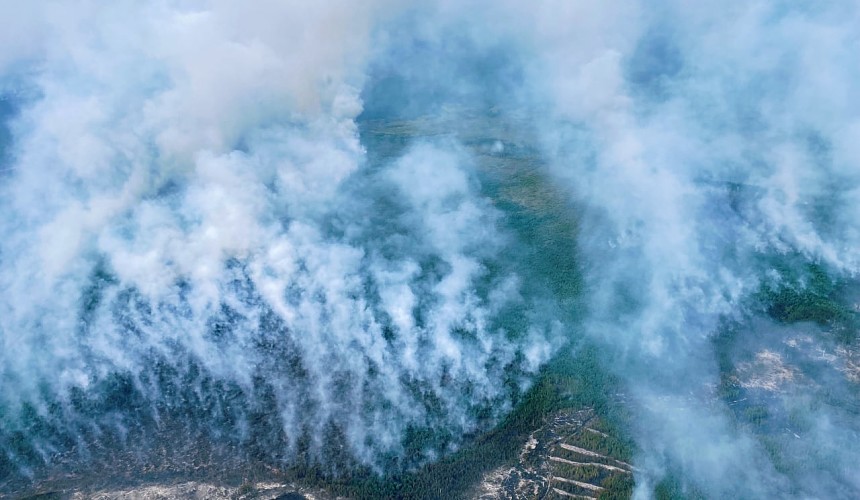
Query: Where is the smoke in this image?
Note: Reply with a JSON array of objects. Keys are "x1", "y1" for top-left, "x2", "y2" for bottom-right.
[
  {"x1": 368, "y1": 0, "x2": 860, "y2": 496},
  {"x1": 0, "y1": 1, "x2": 558, "y2": 485},
  {"x1": 515, "y1": 0, "x2": 860, "y2": 497},
  {"x1": 3, "y1": 1, "x2": 860, "y2": 498}
]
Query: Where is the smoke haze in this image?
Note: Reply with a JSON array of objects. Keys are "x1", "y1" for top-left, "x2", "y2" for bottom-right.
[{"x1": 2, "y1": 1, "x2": 860, "y2": 498}]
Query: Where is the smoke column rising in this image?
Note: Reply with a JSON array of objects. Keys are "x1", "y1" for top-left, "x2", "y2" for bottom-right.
[
  {"x1": 0, "y1": 0, "x2": 558, "y2": 485},
  {"x1": 511, "y1": 1, "x2": 860, "y2": 497},
  {"x1": 2, "y1": 1, "x2": 860, "y2": 498},
  {"x1": 375, "y1": 0, "x2": 860, "y2": 496}
]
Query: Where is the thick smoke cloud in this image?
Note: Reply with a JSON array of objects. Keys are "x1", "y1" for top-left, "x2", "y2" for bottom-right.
[
  {"x1": 0, "y1": 0, "x2": 557, "y2": 484},
  {"x1": 511, "y1": 1, "x2": 860, "y2": 497},
  {"x1": 3, "y1": 1, "x2": 860, "y2": 498},
  {"x1": 382, "y1": 0, "x2": 860, "y2": 497}
]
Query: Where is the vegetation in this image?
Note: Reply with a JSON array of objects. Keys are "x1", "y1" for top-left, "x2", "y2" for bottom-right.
[
  {"x1": 281, "y1": 342, "x2": 630, "y2": 499},
  {"x1": 653, "y1": 476, "x2": 706, "y2": 500},
  {"x1": 757, "y1": 260, "x2": 858, "y2": 341},
  {"x1": 599, "y1": 474, "x2": 634, "y2": 500}
]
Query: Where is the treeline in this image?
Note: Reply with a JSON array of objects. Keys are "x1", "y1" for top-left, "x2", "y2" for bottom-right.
[
  {"x1": 271, "y1": 342, "x2": 633, "y2": 499},
  {"x1": 758, "y1": 260, "x2": 858, "y2": 342}
]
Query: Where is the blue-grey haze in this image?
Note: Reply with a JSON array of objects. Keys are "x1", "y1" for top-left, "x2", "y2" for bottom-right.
[{"x1": 1, "y1": 2, "x2": 859, "y2": 498}]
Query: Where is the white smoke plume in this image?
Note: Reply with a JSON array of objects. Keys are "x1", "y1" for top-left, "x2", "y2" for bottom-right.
[
  {"x1": 0, "y1": 0, "x2": 557, "y2": 484},
  {"x1": 507, "y1": 0, "x2": 860, "y2": 497},
  {"x1": 3, "y1": 1, "x2": 860, "y2": 498}
]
